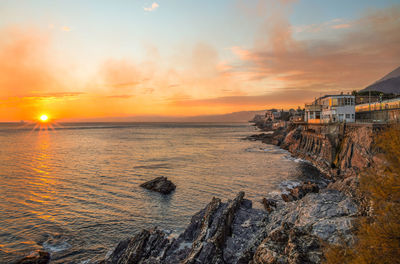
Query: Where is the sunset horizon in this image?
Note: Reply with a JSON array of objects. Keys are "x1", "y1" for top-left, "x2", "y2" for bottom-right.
[{"x1": 1, "y1": 0, "x2": 400, "y2": 122}]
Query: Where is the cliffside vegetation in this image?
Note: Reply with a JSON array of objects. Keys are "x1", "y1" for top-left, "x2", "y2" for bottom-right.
[{"x1": 324, "y1": 124, "x2": 400, "y2": 264}]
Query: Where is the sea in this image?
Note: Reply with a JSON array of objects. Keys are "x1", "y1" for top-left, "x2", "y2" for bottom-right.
[{"x1": 0, "y1": 122, "x2": 321, "y2": 263}]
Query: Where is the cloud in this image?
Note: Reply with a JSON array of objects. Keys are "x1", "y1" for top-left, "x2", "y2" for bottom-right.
[
  {"x1": 25, "y1": 92, "x2": 85, "y2": 98},
  {"x1": 98, "y1": 59, "x2": 142, "y2": 92},
  {"x1": 61, "y1": 26, "x2": 71, "y2": 32},
  {"x1": 230, "y1": 4, "x2": 400, "y2": 94},
  {"x1": 106, "y1": 94, "x2": 134, "y2": 99},
  {"x1": 0, "y1": 27, "x2": 60, "y2": 99},
  {"x1": 170, "y1": 88, "x2": 319, "y2": 109},
  {"x1": 293, "y1": 18, "x2": 351, "y2": 33},
  {"x1": 144, "y1": 2, "x2": 159, "y2": 12},
  {"x1": 331, "y1": 23, "x2": 351, "y2": 29}
]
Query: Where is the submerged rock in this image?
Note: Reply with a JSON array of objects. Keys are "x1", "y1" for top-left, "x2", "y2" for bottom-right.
[
  {"x1": 140, "y1": 177, "x2": 176, "y2": 194},
  {"x1": 16, "y1": 250, "x2": 50, "y2": 264}
]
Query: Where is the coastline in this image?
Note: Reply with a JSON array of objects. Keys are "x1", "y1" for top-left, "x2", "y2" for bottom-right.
[{"x1": 91, "y1": 122, "x2": 373, "y2": 264}]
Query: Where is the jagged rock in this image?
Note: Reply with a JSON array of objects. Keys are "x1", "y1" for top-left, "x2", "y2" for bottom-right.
[
  {"x1": 262, "y1": 198, "x2": 277, "y2": 213},
  {"x1": 245, "y1": 133, "x2": 273, "y2": 141},
  {"x1": 245, "y1": 128, "x2": 287, "y2": 146},
  {"x1": 16, "y1": 250, "x2": 50, "y2": 264},
  {"x1": 281, "y1": 182, "x2": 319, "y2": 202},
  {"x1": 251, "y1": 223, "x2": 322, "y2": 264},
  {"x1": 101, "y1": 192, "x2": 267, "y2": 264},
  {"x1": 101, "y1": 228, "x2": 169, "y2": 264},
  {"x1": 270, "y1": 189, "x2": 358, "y2": 245},
  {"x1": 101, "y1": 187, "x2": 357, "y2": 264},
  {"x1": 281, "y1": 193, "x2": 292, "y2": 202},
  {"x1": 140, "y1": 177, "x2": 176, "y2": 194}
]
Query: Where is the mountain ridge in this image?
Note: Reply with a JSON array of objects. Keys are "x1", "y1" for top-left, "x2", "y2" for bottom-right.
[{"x1": 360, "y1": 66, "x2": 400, "y2": 95}]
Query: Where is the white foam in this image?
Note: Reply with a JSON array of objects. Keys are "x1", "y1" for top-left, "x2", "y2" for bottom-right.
[
  {"x1": 43, "y1": 240, "x2": 71, "y2": 253},
  {"x1": 284, "y1": 155, "x2": 310, "y2": 163}
]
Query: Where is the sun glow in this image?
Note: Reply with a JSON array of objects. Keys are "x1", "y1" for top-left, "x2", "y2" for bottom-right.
[{"x1": 39, "y1": 114, "x2": 49, "y2": 122}]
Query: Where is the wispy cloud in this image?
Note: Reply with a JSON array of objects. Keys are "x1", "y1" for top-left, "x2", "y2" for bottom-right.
[
  {"x1": 61, "y1": 26, "x2": 71, "y2": 32},
  {"x1": 230, "y1": 4, "x2": 400, "y2": 94},
  {"x1": 144, "y1": 2, "x2": 159, "y2": 12},
  {"x1": 293, "y1": 18, "x2": 351, "y2": 33},
  {"x1": 331, "y1": 23, "x2": 351, "y2": 29}
]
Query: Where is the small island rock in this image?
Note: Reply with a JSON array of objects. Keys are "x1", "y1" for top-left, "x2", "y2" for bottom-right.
[{"x1": 140, "y1": 176, "x2": 176, "y2": 194}]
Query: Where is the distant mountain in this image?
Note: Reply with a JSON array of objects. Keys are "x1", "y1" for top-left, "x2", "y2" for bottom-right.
[
  {"x1": 61, "y1": 110, "x2": 268, "y2": 123},
  {"x1": 375, "y1": 66, "x2": 400, "y2": 83},
  {"x1": 179, "y1": 110, "x2": 267, "y2": 122},
  {"x1": 360, "y1": 66, "x2": 400, "y2": 95}
]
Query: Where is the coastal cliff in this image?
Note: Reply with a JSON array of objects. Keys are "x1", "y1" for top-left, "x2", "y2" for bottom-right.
[{"x1": 280, "y1": 123, "x2": 381, "y2": 180}]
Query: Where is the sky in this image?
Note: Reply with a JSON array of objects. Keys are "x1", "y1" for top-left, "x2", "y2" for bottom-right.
[{"x1": 0, "y1": 0, "x2": 399, "y2": 122}]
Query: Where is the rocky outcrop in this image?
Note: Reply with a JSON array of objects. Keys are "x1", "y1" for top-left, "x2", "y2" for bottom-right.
[
  {"x1": 140, "y1": 177, "x2": 176, "y2": 194},
  {"x1": 262, "y1": 198, "x2": 277, "y2": 213},
  {"x1": 100, "y1": 228, "x2": 169, "y2": 264},
  {"x1": 101, "y1": 188, "x2": 357, "y2": 264},
  {"x1": 16, "y1": 250, "x2": 50, "y2": 264},
  {"x1": 251, "y1": 223, "x2": 322, "y2": 264},
  {"x1": 274, "y1": 123, "x2": 383, "y2": 181},
  {"x1": 101, "y1": 192, "x2": 267, "y2": 264},
  {"x1": 245, "y1": 127, "x2": 287, "y2": 146},
  {"x1": 281, "y1": 182, "x2": 319, "y2": 202}
]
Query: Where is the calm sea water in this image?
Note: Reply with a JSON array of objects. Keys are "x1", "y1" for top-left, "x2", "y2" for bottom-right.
[{"x1": 0, "y1": 123, "x2": 319, "y2": 263}]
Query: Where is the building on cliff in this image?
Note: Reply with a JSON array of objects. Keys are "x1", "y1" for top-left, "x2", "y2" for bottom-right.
[
  {"x1": 355, "y1": 97, "x2": 400, "y2": 122},
  {"x1": 305, "y1": 94, "x2": 355, "y2": 124}
]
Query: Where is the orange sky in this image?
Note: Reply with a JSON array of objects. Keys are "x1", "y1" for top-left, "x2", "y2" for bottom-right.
[{"x1": 0, "y1": 0, "x2": 399, "y2": 122}]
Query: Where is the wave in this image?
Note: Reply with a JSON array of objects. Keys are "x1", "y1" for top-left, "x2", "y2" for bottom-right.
[{"x1": 42, "y1": 235, "x2": 71, "y2": 253}]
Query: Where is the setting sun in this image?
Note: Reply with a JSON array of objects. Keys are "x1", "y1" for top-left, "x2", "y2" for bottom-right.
[{"x1": 39, "y1": 114, "x2": 49, "y2": 122}]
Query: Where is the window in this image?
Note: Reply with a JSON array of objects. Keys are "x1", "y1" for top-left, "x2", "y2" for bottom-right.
[
  {"x1": 352, "y1": 114, "x2": 355, "y2": 119},
  {"x1": 346, "y1": 114, "x2": 350, "y2": 118}
]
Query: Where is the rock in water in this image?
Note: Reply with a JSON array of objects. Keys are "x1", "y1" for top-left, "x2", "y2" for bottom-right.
[
  {"x1": 16, "y1": 250, "x2": 50, "y2": 264},
  {"x1": 140, "y1": 177, "x2": 176, "y2": 194}
]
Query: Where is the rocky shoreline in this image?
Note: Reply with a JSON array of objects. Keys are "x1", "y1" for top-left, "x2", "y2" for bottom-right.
[
  {"x1": 94, "y1": 122, "x2": 375, "y2": 264},
  {"x1": 20, "y1": 122, "x2": 375, "y2": 264}
]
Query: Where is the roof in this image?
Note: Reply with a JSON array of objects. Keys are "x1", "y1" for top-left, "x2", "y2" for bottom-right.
[{"x1": 318, "y1": 94, "x2": 355, "y2": 100}]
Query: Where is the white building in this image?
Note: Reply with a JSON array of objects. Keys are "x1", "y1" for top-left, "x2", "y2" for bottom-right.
[{"x1": 305, "y1": 94, "x2": 355, "y2": 123}]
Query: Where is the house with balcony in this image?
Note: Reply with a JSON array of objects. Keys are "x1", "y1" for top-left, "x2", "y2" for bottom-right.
[
  {"x1": 305, "y1": 103, "x2": 322, "y2": 123},
  {"x1": 305, "y1": 94, "x2": 355, "y2": 123}
]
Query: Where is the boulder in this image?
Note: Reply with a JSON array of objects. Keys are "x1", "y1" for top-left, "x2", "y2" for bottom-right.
[
  {"x1": 16, "y1": 250, "x2": 50, "y2": 264},
  {"x1": 140, "y1": 177, "x2": 176, "y2": 194}
]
